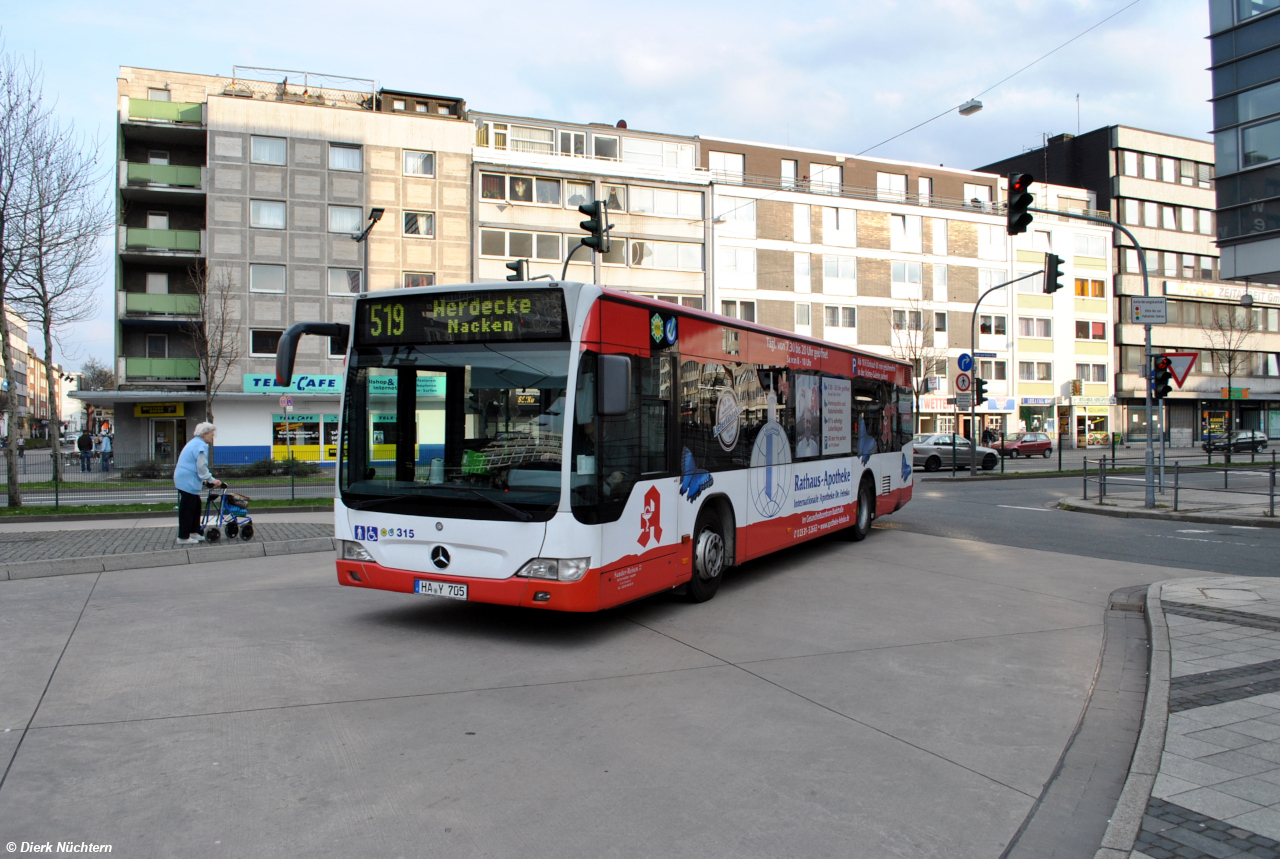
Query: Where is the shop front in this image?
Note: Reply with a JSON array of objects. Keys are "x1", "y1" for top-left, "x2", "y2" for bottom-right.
[
  {"x1": 1070, "y1": 396, "x2": 1116, "y2": 448},
  {"x1": 1019, "y1": 397, "x2": 1056, "y2": 436},
  {"x1": 134, "y1": 402, "x2": 186, "y2": 462}
]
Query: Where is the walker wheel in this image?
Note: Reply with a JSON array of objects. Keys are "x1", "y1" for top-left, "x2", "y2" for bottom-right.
[
  {"x1": 239, "y1": 523, "x2": 254, "y2": 542},
  {"x1": 205, "y1": 527, "x2": 221, "y2": 543},
  {"x1": 225, "y1": 521, "x2": 239, "y2": 539}
]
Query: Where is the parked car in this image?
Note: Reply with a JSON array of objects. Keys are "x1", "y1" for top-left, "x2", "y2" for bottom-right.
[
  {"x1": 912, "y1": 433, "x2": 1001, "y2": 472},
  {"x1": 999, "y1": 432, "x2": 1054, "y2": 458},
  {"x1": 1202, "y1": 430, "x2": 1269, "y2": 453}
]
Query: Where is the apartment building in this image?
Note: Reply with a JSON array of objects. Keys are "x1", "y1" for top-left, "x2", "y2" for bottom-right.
[
  {"x1": 981, "y1": 126, "x2": 1280, "y2": 445},
  {"x1": 1209, "y1": 0, "x2": 1280, "y2": 283},
  {"x1": 81, "y1": 66, "x2": 473, "y2": 463},
  {"x1": 24, "y1": 349, "x2": 70, "y2": 436},
  {"x1": 696, "y1": 138, "x2": 1114, "y2": 444},
  {"x1": 471, "y1": 113, "x2": 709, "y2": 303},
  {"x1": 0, "y1": 308, "x2": 28, "y2": 439}
]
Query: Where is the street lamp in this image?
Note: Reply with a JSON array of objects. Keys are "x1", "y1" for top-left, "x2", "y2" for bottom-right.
[{"x1": 352, "y1": 207, "x2": 386, "y2": 294}]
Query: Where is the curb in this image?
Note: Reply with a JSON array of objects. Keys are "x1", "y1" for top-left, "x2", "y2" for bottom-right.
[
  {"x1": 920, "y1": 471, "x2": 1083, "y2": 483},
  {"x1": 1093, "y1": 583, "x2": 1170, "y2": 859},
  {"x1": 1, "y1": 536, "x2": 337, "y2": 581},
  {"x1": 1058, "y1": 497, "x2": 1280, "y2": 528},
  {"x1": 0, "y1": 505, "x2": 332, "y2": 525}
]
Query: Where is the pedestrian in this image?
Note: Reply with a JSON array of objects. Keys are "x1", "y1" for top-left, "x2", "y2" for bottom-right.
[
  {"x1": 100, "y1": 433, "x2": 113, "y2": 472},
  {"x1": 77, "y1": 430, "x2": 93, "y2": 472},
  {"x1": 174, "y1": 422, "x2": 221, "y2": 545},
  {"x1": 16, "y1": 436, "x2": 23, "y2": 458}
]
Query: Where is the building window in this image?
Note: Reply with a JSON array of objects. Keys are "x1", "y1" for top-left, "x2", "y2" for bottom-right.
[
  {"x1": 603, "y1": 184, "x2": 626, "y2": 211},
  {"x1": 593, "y1": 135, "x2": 620, "y2": 161},
  {"x1": 330, "y1": 335, "x2": 346, "y2": 356},
  {"x1": 892, "y1": 309, "x2": 923, "y2": 330},
  {"x1": 877, "y1": 172, "x2": 906, "y2": 202},
  {"x1": 1033, "y1": 230, "x2": 1052, "y2": 252},
  {"x1": 891, "y1": 260, "x2": 922, "y2": 285},
  {"x1": 250, "y1": 329, "x2": 284, "y2": 356},
  {"x1": 251, "y1": 136, "x2": 287, "y2": 166},
  {"x1": 250, "y1": 200, "x2": 286, "y2": 230},
  {"x1": 1074, "y1": 278, "x2": 1105, "y2": 298},
  {"x1": 918, "y1": 176, "x2": 932, "y2": 205},
  {"x1": 1161, "y1": 157, "x2": 1177, "y2": 183},
  {"x1": 980, "y1": 360, "x2": 1007, "y2": 381},
  {"x1": 630, "y1": 240, "x2": 703, "y2": 271},
  {"x1": 1076, "y1": 363, "x2": 1108, "y2": 382},
  {"x1": 979, "y1": 314, "x2": 1007, "y2": 336},
  {"x1": 632, "y1": 187, "x2": 702, "y2": 218},
  {"x1": 1122, "y1": 151, "x2": 1139, "y2": 176},
  {"x1": 622, "y1": 138, "x2": 694, "y2": 169},
  {"x1": 1123, "y1": 198, "x2": 1141, "y2": 225},
  {"x1": 403, "y1": 272, "x2": 435, "y2": 289},
  {"x1": 1180, "y1": 207, "x2": 1195, "y2": 232},
  {"x1": 890, "y1": 214, "x2": 923, "y2": 252},
  {"x1": 823, "y1": 255, "x2": 857, "y2": 286},
  {"x1": 1143, "y1": 201, "x2": 1158, "y2": 228},
  {"x1": 1075, "y1": 320, "x2": 1107, "y2": 340},
  {"x1": 781, "y1": 159, "x2": 798, "y2": 189},
  {"x1": 934, "y1": 311, "x2": 947, "y2": 332},
  {"x1": 825, "y1": 306, "x2": 857, "y2": 328},
  {"x1": 717, "y1": 196, "x2": 756, "y2": 224},
  {"x1": 795, "y1": 303, "x2": 811, "y2": 327},
  {"x1": 328, "y1": 268, "x2": 361, "y2": 295},
  {"x1": 480, "y1": 229, "x2": 561, "y2": 261},
  {"x1": 392, "y1": 99, "x2": 406, "y2": 111},
  {"x1": 147, "y1": 88, "x2": 170, "y2": 102},
  {"x1": 709, "y1": 151, "x2": 745, "y2": 181},
  {"x1": 963, "y1": 183, "x2": 992, "y2": 208},
  {"x1": 977, "y1": 224, "x2": 1006, "y2": 260},
  {"x1": 1198, "y1": 209, "x2": 1213, "y2": 234},
  {"x1": 329, "y1": 144, "x2": 362, "y2": 172},
  {"x1": 1018, "y1": 361, "x2": 1053, "y2": 382},
  {"x1": 720, "y1": 246, "x2": 756, "y2": 274},
  {"x1": 811, "y1": 164, "x2": 842, "y2": 194},
  {"x1": 328, "y1": 206, "x2": 363, "y2": 234},
  {"x1": 1074, "y1": 234, "x2": 1105, "y2": 257},
  {"x1": 508, "y1": 126, "x2": 554, "y2": 155},
  {"x1": 146, "y1": 333, "x2": 167, "y2": 358},
  {"x1": 1142, "y1": 153, "x2": 1158, "y2": 180},
  {"x1": 794, "y1": 251, "x2": 811, "y2": 282},
  {"x1": 722, "y1": 300, "x2": 756, "y2": 322},
  {"x1": 145, "y1": 272, "x2": 168, "y2": 294},
  {"x1": 249, "y1": 264, "x2": 286, "y2": 293},
  {"x1": 1243, "y1": 117, "x2": 1280, "y2": 167},
  {"x1": 403, "y1": 150, "x2": 435, "y2": 176},
  {"x1": 559, "y1": 131, "x2": 587, "y2": 156},
  {"x1": 601, "y1": 239, "x2": 626, "y2": 266},
  {"x1": 1018, "y1": 317, "x2": 1053, "y2": 338},
  {"x1": 1161, "y1": 205, "x2": 1177, "y2": 230},
  {"x1": 566, "y1": 181, "x2": 593, "y2": 208},
  {"x1": 823, "y1": 207, "x2": 856, "y2": 245},
  {"x1": 403, "y1": 211, "x2": 435, "y2": 238}
]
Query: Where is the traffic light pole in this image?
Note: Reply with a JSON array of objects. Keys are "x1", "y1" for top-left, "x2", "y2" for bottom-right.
[
  {"x1": 969, "y1": 270, "x2": 1045, "y2": 475},
  {"x1": 1028, "y1": 207, "x2": 1155, "y2": 508}
]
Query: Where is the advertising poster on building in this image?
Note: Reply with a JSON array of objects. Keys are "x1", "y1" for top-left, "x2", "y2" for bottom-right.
[
  {"x1": 821, "y1": 377, "x2": 852, "y2": 455},
  {"x1": 795, "y1": 375, "x2": 821, "y2": 458}
]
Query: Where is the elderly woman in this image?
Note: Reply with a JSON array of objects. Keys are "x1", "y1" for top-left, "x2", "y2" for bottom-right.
[{"x1": 174, "y1": 422, "x2": 222, "y2": 544}]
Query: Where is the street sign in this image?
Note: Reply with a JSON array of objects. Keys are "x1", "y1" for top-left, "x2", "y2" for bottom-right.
[
  {"x1": 286, "y1": 405, "x2": 295, "y2": 413},
  {"x1": 973, "y1": 352, "x2": 996, "y2": 358},
  {"x1": 955, "y1": 373, "x2": 971, "y2": 392},
  {"x1": 279, "y1": 395, "x2": 294, "y2": 408},
  {"x1": 955, "y1": 392, "x2": 972, "y2": 411},
  {"x1": 1221, "y1": 387, "x2": 1250, "y2": 400},
  {"x1": 1163, "y1": 352, "x2": 1198, "y2": 387},
  {"x1": 1131, "y1": 297, "x2": 1168, "y2": 324},
  {"x1": 957, "y1": 353, "x2": 974, "y2": 373}
]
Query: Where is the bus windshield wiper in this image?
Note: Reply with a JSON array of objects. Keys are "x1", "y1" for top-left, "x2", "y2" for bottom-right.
[
  {"x1": 468, "y1": 489, "x2": 533, "y2": 522},
  {"x1": 346, "y1": 494, "x2": 421, "y2": 510}
]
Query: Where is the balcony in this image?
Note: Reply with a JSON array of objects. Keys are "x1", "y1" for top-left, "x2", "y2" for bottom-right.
[
  {"x1": 120, "y1": 226, "x2": 203, "y2": 256},
  {"x1": 122, "y1": 293, "x2": 200, "y2": 317},
  {"x1": 124, "y1": 358, "x2": 201, "y2": 381},
  {"x1": 124, "y1": 162, "x2": 202, "y2": 188},
  {"x1": 128, "y1": 99, "x2": 203, "y2": 124}
]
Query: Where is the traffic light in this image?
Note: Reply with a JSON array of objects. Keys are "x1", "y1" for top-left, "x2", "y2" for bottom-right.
[
  {"x1": 1043, "y1": 253, "x2": 1065, "y2": 294},
  {"x1": 974, "y1": 376, "x2": 988, "y2": 406},
  {"x1": 1006, "y1": 173, "x2": 1035, "y2": 235},
  {"x1": 505, "y1": 259, "x2": 527, "y2": 282},
  {"x1": 578, "y1": 200, "x2": 612, "y2": 254},
  {"x1": 1152, "y1": 357, "x2": 1173, "y2": 399}
]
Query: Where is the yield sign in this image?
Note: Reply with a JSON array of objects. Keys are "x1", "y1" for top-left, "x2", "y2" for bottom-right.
[{"x1": 1163, "y1": 352, "x2": 1198, "y2": 387}]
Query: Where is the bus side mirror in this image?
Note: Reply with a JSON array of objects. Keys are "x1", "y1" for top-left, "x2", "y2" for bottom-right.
[
  {"x1": 597, "y1": 355, "x2": 631, "y2": 416},
  {"x1": 276, "y1": 322, "x2": 350, "y2": 386}
]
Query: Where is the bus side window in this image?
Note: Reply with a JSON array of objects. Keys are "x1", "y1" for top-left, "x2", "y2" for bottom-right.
[
  {"x1": 571, "y1": 351, "x2": 642, "y2": 524},
  {"x1": 640, "y1": 354, "x2": 672, "y2": 475},
  {"x1": 896, "y1": 385, "x2": 914, "y2": 448}
]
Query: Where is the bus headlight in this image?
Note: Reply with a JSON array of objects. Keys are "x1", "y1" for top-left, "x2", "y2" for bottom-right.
[
  {"x1": 340, "y1": 540, "x2": 373, "y2": 561},
  {"x1": 515, "y1": 557, "x2": 591, "y2": 582}
]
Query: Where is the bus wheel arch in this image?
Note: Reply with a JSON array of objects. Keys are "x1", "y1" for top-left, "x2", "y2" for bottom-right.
[{"x1": 844, "y1": 474, "x2": 876, "y2": 542}]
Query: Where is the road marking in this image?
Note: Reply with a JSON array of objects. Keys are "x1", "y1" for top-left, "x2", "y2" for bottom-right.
[
  {"x1": 1178, "y1": 529, "x2": 1214, "y2": 533},
  {"x1": 1232, "y1": 526, "x2": 1263, "y2": 530},
  {"x1": 998, "y1": 505, "x2": 1053, "y2": 512}
]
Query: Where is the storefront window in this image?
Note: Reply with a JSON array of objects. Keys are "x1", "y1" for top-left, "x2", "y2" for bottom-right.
[{"x1": 273, "y1": 413, "x2": 321, "y2": 461}]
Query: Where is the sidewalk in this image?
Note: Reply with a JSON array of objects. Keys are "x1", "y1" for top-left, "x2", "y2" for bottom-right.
[
  {"x1": 1060, "y1": 485, "x2": 1278, "y2": 527},
  {"x1": 1102, "y1": 577, "x2": 1280, "y2": 858}
]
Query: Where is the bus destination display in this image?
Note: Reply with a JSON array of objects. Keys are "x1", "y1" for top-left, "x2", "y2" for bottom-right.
[{"x1": 356, "y1": 288, "x2": 567, "y2": 345}]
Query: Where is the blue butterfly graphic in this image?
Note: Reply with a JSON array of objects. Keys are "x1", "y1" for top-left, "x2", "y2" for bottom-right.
[
  {"x1": 680, "y1": 447, "x2": 714, "y2": 502},
  {"x1": 901, "y1": 453, "x2": 912, "y2": 483}
]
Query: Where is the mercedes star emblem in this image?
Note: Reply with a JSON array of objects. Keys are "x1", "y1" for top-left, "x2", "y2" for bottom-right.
[{"x1": 431, "y1": 546, "x2": 451, "y2": 569}]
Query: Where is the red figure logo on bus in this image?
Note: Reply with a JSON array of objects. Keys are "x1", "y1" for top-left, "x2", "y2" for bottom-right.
[{"x1": 639, "y1": 485, "x2": 663, "y2": 547}]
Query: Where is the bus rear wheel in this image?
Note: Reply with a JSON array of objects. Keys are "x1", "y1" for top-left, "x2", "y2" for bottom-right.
[
  {"x1": 845, "y1": 480, "x2": 874, "y2": 542},
  {"x1": 686, "y1": 511, "x2": 726, "y2": 603}
]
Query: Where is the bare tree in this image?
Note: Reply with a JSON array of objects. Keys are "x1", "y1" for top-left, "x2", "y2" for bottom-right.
[
  {"x1": 1203, "y1": 302, "x2": 1259, "y2": 463},
  {"x1": 884, "y1": 296, "x2": 948, "y2": 432},
  {"x1": 11, "y1": 112, "x2": 110, "y2": 474},
  {"x1": 80, "y1": 356, "x2": 114, "y2": 391},
  {"x1": 183, "y1": 262, "x2": 241, "y2": 424},
  {"x1": 0, "y1": 48, "x2": 54, "y2": 506}
]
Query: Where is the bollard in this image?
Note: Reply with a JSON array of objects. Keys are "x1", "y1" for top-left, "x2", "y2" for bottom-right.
[
  {"x1": 1225, "y1": 463, "x2": 1230, "y2": 490},
  {"x1": 1270, "y1": 463, "x2": 1276, "y2": 518},
  {"x1": 1174, "y1": 461, "x2": 1180, "y2": 512},
  {"x1": 1058, "y1": 438, "x2": 1063, "y2": 472},
  {"x1": 1083, "y1": 457, "x2": 1089, "y2": 501},
  {"x1": 1099, "y1": 457, "x2": 1107, "y2": 503},
  {"x1": 291, "y1": 465, "x2": 296, "y2": 501}
]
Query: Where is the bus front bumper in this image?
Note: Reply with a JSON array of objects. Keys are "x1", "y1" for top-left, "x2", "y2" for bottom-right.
[{"x1": 336, "y1": 560, "x2": 603, "y2": 612}]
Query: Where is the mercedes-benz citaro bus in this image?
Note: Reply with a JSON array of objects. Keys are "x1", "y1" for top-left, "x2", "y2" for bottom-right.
[{"x1": 274, "y1": 281, "x2": 914, "y2": 612}]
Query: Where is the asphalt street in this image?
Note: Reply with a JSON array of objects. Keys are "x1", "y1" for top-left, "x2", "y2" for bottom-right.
[{"x1": 900, "y1": 475, "x2": 1280, "y2": 575}]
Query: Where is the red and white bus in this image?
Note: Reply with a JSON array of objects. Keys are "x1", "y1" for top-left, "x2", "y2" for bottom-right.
[{"x1": 276, "y1": 282, "x2": 914, "y2": 612}]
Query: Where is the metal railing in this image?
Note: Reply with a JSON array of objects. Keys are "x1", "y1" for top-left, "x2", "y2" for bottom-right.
[
  {"x1": 0, "y1": 449, "x2": 335, "y2": 509},
  {"x1": 124, "y1": 293, "x2": 200, "y2": 316},
  {"x1": 125, "y1": 162, "x2": 202, "y2": 188},
  {"x1": 124, "y1": 228, "x2": 202, "y2": 252},
  {"x1": 1082, "y1": 452, "x2": 1277, "y2": 517},
  {"x1": 123, "y1": 357, "x2": 201, "y2": 381}
]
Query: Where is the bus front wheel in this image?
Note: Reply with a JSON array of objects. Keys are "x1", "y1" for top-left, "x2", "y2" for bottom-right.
[
  {"x1": 686, "y1": 511, "x2": 726, "y2": 603},
  {"x1": 845, "y1": 480, "x2": 874, "y2": 542}
]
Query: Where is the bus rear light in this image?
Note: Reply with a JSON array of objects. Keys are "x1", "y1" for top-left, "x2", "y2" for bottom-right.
[
  {"x1": 515, "y1": 557, "x2": 591, "y2": 582},
  {"x1": 340, "y1": 540, "x2": 373, "y2": 561}
]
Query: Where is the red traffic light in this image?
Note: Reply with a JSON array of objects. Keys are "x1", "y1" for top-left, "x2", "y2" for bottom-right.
[{"x1": 1011, "y1": 173, "x2": 1033, "y2": 194}]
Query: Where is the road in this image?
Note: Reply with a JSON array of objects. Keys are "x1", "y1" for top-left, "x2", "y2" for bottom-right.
[
  {"x1": 0, "y1": 480, "x2": 1252, "y2": 858},
  {"x1": 899, "y1": 474, "x2": 1280, "y2": 574}
]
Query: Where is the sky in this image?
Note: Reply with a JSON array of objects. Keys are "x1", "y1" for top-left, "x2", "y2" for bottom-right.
[{"x1": 2, "y1": 0, "x2": 1214, "y2": 370}]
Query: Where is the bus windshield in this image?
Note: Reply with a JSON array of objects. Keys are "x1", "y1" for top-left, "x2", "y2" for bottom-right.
[{"x1": 340, "y1": 342, "x2": 570, "y2": 520}]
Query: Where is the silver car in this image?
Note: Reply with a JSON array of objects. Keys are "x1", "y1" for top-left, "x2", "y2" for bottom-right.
[{"x1": 912, "y1": 433, "x2": 1000, "y2": 472}]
